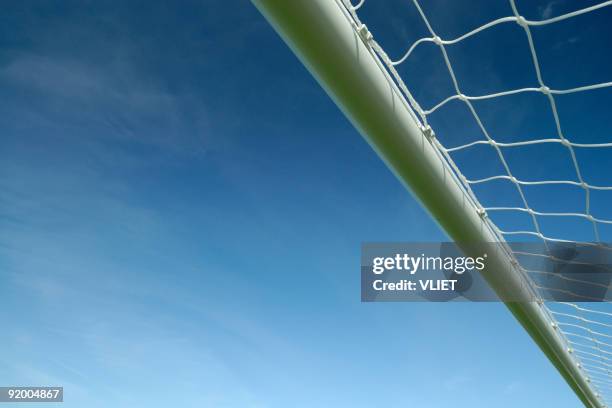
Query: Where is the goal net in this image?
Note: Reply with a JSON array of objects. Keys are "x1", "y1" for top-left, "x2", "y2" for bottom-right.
[
  {"x1": 253, "y1": 0, "x2": 612, "y2": 406},
  {"x1": 342, "y1": 0, "x2": 612, "y2": 405}
]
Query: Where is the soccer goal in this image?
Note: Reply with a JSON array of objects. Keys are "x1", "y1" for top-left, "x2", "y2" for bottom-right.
[{"x1": 252, "y1": 0, "x2": 612, "y2": 406}]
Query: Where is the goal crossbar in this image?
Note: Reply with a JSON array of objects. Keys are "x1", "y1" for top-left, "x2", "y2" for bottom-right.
[{"x1": 251, "y1": 0, "x2": 602, "y2": 406}]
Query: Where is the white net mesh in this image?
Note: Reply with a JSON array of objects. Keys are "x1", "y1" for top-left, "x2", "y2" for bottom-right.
[{"x1": 340, "y1": 0, "x2": 612, "y2": 404}]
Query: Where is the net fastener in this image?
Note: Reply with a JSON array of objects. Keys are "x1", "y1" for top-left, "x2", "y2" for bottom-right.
[{"x1": 357, "y1": 24, "x2": 373, "y2": 44}]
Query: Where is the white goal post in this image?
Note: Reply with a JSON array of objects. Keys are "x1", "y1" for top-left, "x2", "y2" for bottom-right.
[{"x1": 251, "y1": 0, "x2": 604, "y2": 406}]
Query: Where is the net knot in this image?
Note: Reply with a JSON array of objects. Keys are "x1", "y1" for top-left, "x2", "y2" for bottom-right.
[
  {"x1": 540, "y1": 85, "x2": 551, "y2": 95},
  {"x1": 432, "y1": 35, "x2": 442, "y2": 45},
  {"x1": 516, "y1": 15, "x2": 528, "y2": 28}
]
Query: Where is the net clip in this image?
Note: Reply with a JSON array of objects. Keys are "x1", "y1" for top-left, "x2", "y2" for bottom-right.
[
  {"x1": 357, "y1": 24, "x2": 373, "y2": 44},
  {"x1": 422, "y1": 125, "x2": 436, "y2": 141}
]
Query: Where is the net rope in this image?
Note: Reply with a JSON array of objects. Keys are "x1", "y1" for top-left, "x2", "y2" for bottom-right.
[
  {"x1": 340, "y1": 0, "x2": 612, "y2": 405},
  {"x1": 551, "y1": 302, "x2": 612, "y2": 399}
]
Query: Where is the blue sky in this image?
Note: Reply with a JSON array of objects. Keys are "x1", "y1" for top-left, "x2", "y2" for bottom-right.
[{"x1": 2, "y1": 0, "x2": 612, "y2": 406}]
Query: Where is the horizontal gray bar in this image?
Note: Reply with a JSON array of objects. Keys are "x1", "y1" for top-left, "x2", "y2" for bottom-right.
[
  {"x1": 362, "y1": 242, "x2": 612, "y2": 302},
  {"x1": 0, "y1": 387, "x2": 63, "y2": 402}
]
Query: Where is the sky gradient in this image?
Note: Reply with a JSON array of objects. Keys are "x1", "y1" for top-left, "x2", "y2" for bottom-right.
[{"x1": 2, "y1": 1, "x2": 612, "y2": 406}]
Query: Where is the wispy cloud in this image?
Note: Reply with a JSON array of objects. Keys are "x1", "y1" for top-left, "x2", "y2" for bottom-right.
[
  {"x1": 503, "y1": 380, "x2": 523, "y2": 394},
  {"x1": 539, "y1": 1, "x2": 558, "y2": 20},
  {"x1": 443, "y1": 373, "x2": 472, "y2": 391},
  {"x1": 0, "y1": 53, "x2": 211, "y2": 154}
]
